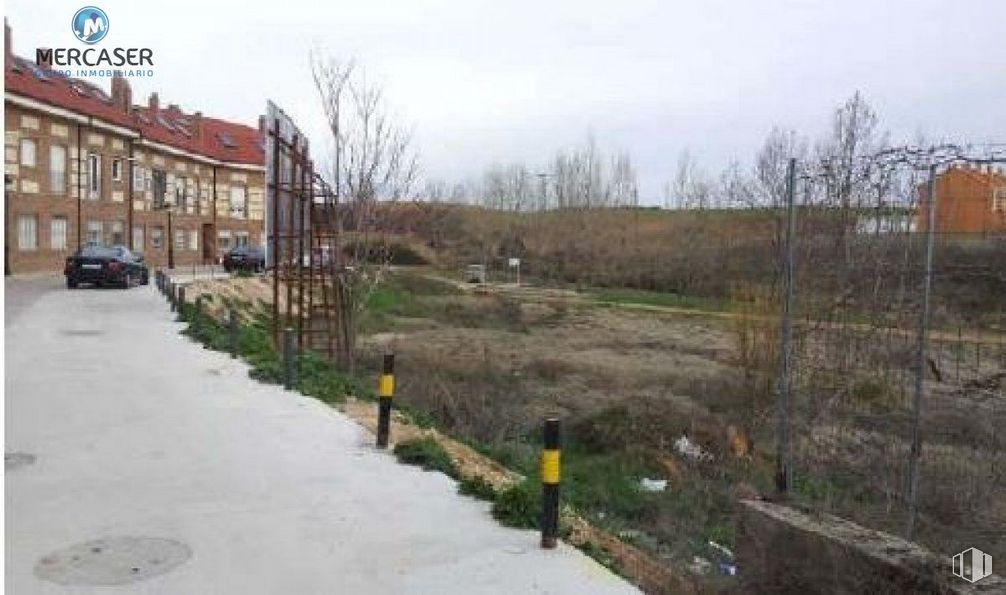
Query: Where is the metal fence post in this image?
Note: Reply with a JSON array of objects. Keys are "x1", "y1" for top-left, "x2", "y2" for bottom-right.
[
  {"x1": 907, "y1": 164, "x2": 938, "y2": 540},
  {"x1": 283, "y1": 327, "x2": 297, "y2": 390},
  {"x1": 229, "y1": 306, "x2": 238, "y2": 358},
  {"x1": 775, "y1": 157, "x2": 796, "y2": 495},
  {"x1": 541, "y1": 417, "x2": 561, "y2": 549},
  {"x1": 376, "y1": 354, "x2": 394, "y2": 448}
]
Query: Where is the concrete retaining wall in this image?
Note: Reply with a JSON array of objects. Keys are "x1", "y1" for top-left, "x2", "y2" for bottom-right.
[{"x1": 735, "y1": 499, "x2": 1003, "y2": 594}]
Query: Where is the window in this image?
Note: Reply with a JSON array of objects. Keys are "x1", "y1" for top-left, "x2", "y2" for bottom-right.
[
  {"x1": 87, "y1": 153, "x2": 101, "y2": 199},
  {"x1": 133, "y1": 164, "x2": 145, "y2": 191},
  {"x1": 111, "y1": 158, "x2": 123, "y2": 182},
  {"x1": 175, "y1": 176, "x2": 188, "y2": 210},
  {"x1": 229, "y1": 185, "x2": 247, "y2": 219},
  {"x1": 86, "y1": 220, "x2": 103, "y2": 245},
  {"x1": 49, "y1": 145, "x2": 67, "y2": 194},
  {"x1": 152, "y1": 169, "x2": 167, "y2": 208},
  {"x1": 193, "y1": 178, "x2": 201, "y2": 215},
  {"x1": 174, "y1": 229, "x2": 186, "y2": 250},
  {"x1": 994, "y1": 187, "x2": 1006, "y2": 212},
  {"x1": 217, "y1": 230, "x2": 232, "y2": 251},
  {"x1": 20, "y1": 138, "x2": 37, "y2": 167},
  {"x1": 17, "y1": 215, "x2": 37, "y2": 250},
  {"x1": 151, "y1": 226, "x2": 164, "y2": 250},
  {"x1": 110, "y1": 220, "x2": 125, "y2": 245},
  {"x1": 132, "y1": 226, "x2": 144, "y2": 251},
  {"x1": 50, "y1": 216, "x2": 68, "y2": 251},
  {"x1": 235, "y1": 232, "x2": 250, "y2": 248},
  {"x1": 188, "y1": 230, "x2": 199, "y2": 251}
]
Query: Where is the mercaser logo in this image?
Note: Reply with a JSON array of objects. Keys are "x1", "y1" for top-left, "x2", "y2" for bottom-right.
[
  {"x1": 72, "y1": 6, "x2": 109, "y2": 45},
  {"x1": 952, "y1": 547, "x2": 992, "y2": 584},
  {"x1": 35, "y1": 5, "x2": 153, "y2": 76}
]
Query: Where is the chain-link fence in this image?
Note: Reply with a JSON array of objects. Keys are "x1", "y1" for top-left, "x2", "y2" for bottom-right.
[{"x1": 772, "y1": 151, "x2": 1005, "y2": 563}]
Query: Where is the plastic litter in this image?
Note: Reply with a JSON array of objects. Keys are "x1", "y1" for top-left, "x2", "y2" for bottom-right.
[
  {"x1": 674, "y1": 435, "x2": 713, "y2": 462},
  {"x1": 639, "y1": 478, "x2": 668, "y2": 492}
]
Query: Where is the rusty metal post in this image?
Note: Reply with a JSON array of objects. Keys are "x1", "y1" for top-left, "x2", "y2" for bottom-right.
[{"x1": 271, "y1": 117, "x2": 281, "y2": 348}]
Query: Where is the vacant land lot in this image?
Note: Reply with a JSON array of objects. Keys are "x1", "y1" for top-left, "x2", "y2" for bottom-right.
[{"x1": 188, "y1": 269, "x2": 1004, "y2": 582}]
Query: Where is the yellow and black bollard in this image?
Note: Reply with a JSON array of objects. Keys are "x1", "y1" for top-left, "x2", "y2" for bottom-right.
[
  {"x1": 228, "y1": 306, "x2": 238, "y2": 358},
  {"x1": 541, "y1": 417, "x2": 561, "y2": 549},
  {"x1": 376, "y1": 354, "x2": 394, "y2": 448}
]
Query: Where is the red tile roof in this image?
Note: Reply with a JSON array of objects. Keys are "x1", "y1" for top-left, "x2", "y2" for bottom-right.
[{"x1": 5, "y1": 56, "x2": 264, "y2": 166}]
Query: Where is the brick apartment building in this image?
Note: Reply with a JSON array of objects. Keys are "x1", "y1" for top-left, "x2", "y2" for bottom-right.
[
  {"x1": 916, "y1": 164, "x2": 1006, "y2": 235},
  {"x1": 4, "y1": 22, "x2": 266, "y2": 274}
]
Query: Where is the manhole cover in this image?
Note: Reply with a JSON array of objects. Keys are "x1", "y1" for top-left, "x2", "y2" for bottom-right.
[
  {"x1": 5, "y1": 451, "x2": 36, "y2": 470},
  {"x1": 35, "y1": 536, "x2": 191, "y2": 585},
  {"x1": 58, "y1": 329, "x2": 105, "y2": 337}
]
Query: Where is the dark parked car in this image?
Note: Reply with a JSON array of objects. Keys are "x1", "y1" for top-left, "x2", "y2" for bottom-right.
[
  {"x1": 65, "y1": 245, "x2": 149, "y2": 289},
  {"x1": 222, "y1": 245, "x2": 265, "y2": 273}
]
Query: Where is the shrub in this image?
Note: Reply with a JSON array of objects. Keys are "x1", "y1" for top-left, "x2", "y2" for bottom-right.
[
  {"x1": 393, "y1": 437, "x2": 459, "y2": 478},
  {"x1": 458, "y1": 475, "x2": 497, "y2": 501},
  {"x1": 491, "y1": 478, "x2": 540, "y2": 529}
]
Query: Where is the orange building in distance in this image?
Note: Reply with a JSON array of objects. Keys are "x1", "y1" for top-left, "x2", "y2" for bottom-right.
[{"x1": 916, "y1": 164, "x2": 1006, "y2": 235}]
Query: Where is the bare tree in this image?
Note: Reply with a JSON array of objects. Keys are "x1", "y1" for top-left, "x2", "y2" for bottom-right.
[
  {"x1": 310, "y1": 51, "x2": 354, "y2": 200},
  {"x1": 311, "y1": 52, "x2": 419, "y2": 372},
  {"x1": 673, "y1": 149, "x2": 711, "y2": 209}
]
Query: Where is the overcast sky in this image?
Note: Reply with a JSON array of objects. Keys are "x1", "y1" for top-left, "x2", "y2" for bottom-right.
[{"x1": 7, "y1": 0, "x2": 1005, "y2": 203}]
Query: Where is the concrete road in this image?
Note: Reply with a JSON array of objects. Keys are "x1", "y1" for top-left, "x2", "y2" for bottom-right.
[
  {"x1": 5, "y1": 281, "x2": 637, "y2": 594},
  {"x1": 5, "y1": 273, "x2": 64, "y2": 327}
]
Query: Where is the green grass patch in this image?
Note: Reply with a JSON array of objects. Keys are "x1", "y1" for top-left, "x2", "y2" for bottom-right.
[
  {"x1": 592, "y1": 288, "x2": 729, "y2": 313},
  {"x1": 491, "y1": 478, "x2": 540, "y2": 529},
  {"x1": 392, "y1": 437, "x2": 459, "y2": 478},
  {"x1": 179, "y1": 300, "x2": 367, "y2": 403},
  {"x1": 457, "y1": 475, "x2": 497, "y2": 501}
]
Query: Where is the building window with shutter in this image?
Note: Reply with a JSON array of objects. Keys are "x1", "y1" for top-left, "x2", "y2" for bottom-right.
[
  {"x1": 174, "y1": 229, "x2": 186, "y2": 250},
  {"x1": 188, "y1": 230, "x2": 199, "y2": 252},
  {"x1": 86, "y1": 220, "x2": 103, "y2": 245},
  {"x1": 152, "y1": 169, "x2": 167, "y2": 209},
  {"x1": 151, "y1": 226, "x2": 164, "y2": 250},
  {"x1": 20, "y1": 138, "x2": 37, "y2": 167},
  {"x1": 51, "y1": 216, "x2": 68, "y2": 251},
  {"x1": 217, "y1": 230, "x2": 232, "y2": 251},
  {"x1": 175, "y1": 176, "x2": 188, "y2": 211},
  {"x1": 132, "y1": 226, "x2": 145, "y2": 252},
  {"x1": 87, "y1": 153, "x2": 102, "y2": 199},
  {"x1": 112, "y1": 158, "x2": 123, "y2": 182},
  {"x1": 229, "y1": 185, "x2": 247, "y2": 219},
  {"x1": 110, "y1": 220, "x2": 125, "y2": 245},
  {"x1": 50, "y1": 145, "x2": 67, "y2": 194},
  {"x1": 18, "y1": 215, "x2": 38, "y2": 250}
]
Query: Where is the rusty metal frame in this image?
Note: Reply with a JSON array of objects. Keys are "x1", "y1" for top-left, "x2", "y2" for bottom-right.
[{"x1": 265, "y1": 114, "x2": 341, "y2": 360}]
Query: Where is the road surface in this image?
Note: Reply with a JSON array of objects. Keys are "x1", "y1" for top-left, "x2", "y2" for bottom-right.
[{"x1": 5, "y1": 278, "x2": 637, "y2": 594}]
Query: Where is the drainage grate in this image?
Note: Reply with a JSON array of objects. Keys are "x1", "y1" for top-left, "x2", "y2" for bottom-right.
[
  {"x1": 35, "y1": 536, "x2": 191, "y2": 586},
  {"x1": 5, "y1": 451, "x2": 36, "y2": 470}
]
